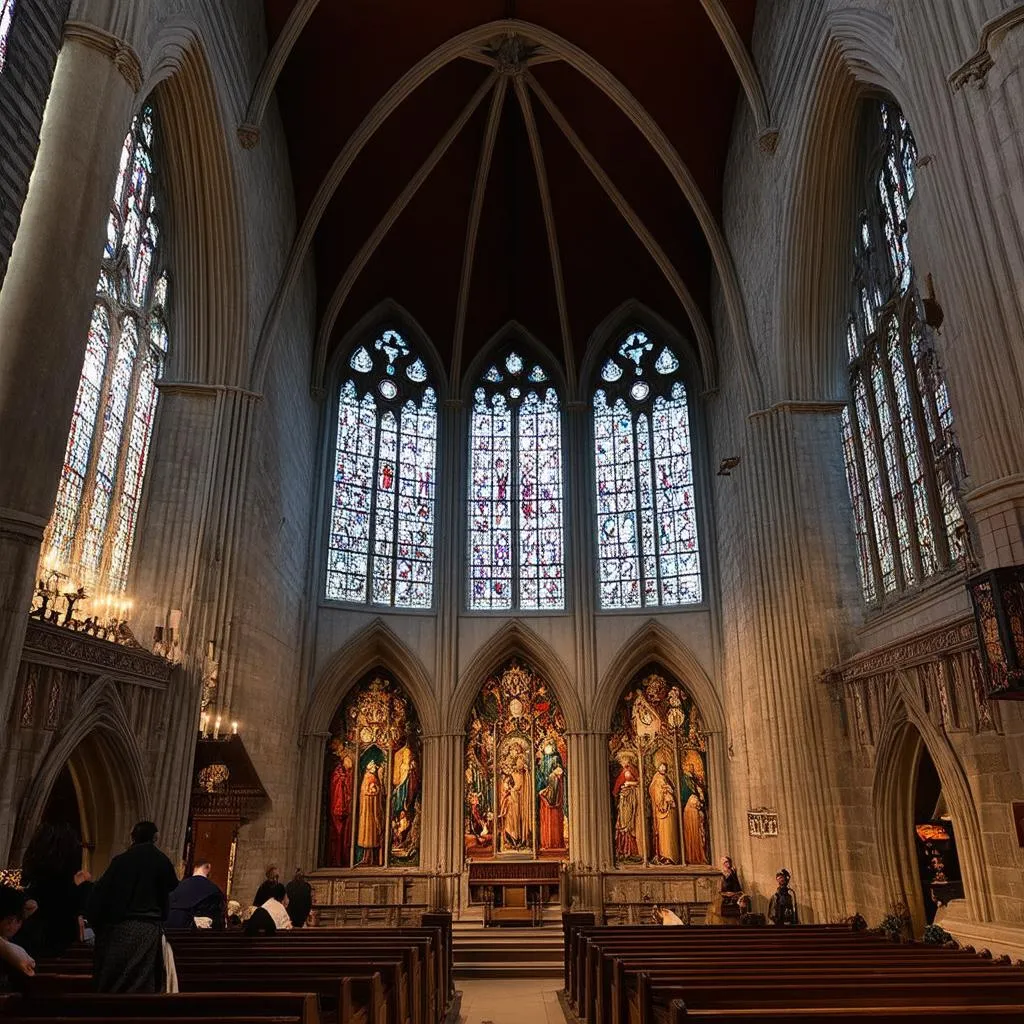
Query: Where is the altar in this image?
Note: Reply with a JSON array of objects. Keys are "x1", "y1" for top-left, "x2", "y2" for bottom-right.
[{"x1": 468, "y1": 861, "x2": 563, "y2": 926}]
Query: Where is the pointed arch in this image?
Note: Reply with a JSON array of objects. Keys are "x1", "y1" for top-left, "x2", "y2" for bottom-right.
[
  {"x1": 303, "y1": 618, "x2": 438, "y2": 737},
  {"x1": 449, "y1": 619, "x2": 583, "y2": 734},
  {"x1": 11, "y1": 679, "x2": 151, "y2": 869},
  {"x1": 595, "y1": 620, "x2": 724, "y2": 734},
  {"x1": 777, "y1": 12, "x2": 908, "y2": 401},
  {"x1": 140, "y1": 19, "x2": 248, "y2": 385},
  {"x1": 326, "y1": 298, "x2": 448, "y2": 400},
  {"x1": 581, "y1": 300, "x2": 703, "y2": 398},
  {"x1": 872, "y1": 675, "x2": 992, "y2": 930},
  {"x1": 461, "y1": 319, "x2": 567, "y2": 404}
]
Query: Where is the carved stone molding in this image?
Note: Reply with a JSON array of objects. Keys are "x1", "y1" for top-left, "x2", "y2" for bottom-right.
[
  {"x1": 0, "y1": 506, "x2": 47, "y2": 542},
  {"x1": 236, "y1": 124, "x2": 260, "y2": 150},
  {"x1": 63, "y1": 21, "x2": 143, "y2": 93},
  {"x1": 21, "y1": 620, "x2": 172, "y2": 686},
  {"x1": 828, "y1": 616, "x2": 978, "y2": 685},
  {"x1": 949, "y1": 3, "x2": 1024, "y2": 91}
]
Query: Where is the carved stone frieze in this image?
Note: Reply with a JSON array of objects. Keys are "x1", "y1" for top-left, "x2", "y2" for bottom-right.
[{"x1": 21, "y1": 620, "x2": 172, "y2": 686}]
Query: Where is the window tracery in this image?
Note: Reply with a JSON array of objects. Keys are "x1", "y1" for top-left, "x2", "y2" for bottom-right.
[
  {"x1": 326, "y1": 328, "x2": 437, "y2": 608},
  {"x1": 468, "y1": 349, "x2": 565, "y2": 611},
  {"x1": 43, "y1": 104, "x2": 169, "y2": 593},
  {"x1": 593, "y1": 330, "x2": 701, "y2": 609},
  {"x1": 841, "y1": 103, "x2": 967, "y2": 606}
]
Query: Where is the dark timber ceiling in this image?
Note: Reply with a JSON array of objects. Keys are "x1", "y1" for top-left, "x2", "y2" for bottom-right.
[{"x1": 264, "y1": 0, "x2": 758, "y2": 385}]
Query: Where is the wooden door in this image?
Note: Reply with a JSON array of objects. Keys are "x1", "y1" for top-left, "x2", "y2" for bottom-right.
[{"x1": 191, "y1": 815, "x2": 237, "y2": 894}]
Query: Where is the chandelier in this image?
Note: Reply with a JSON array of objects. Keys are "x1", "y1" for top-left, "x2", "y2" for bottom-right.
[{"x1": 28, "y1": 565, "x2": 136, "y2": 646}]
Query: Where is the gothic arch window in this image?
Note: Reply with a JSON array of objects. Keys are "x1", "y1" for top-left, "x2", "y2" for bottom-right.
[
  {"x1": 608, "y1": 665, "x2": 710, "y2": 866},
  {"x1": 0, "y1": 0, "x2": 14, "y2": 73},
  {"x1": 326, "y1": 327, "x2": 438, "y2": 608},
  {"x1": 467, "y1": 347, "x2": 565, "y2": 611},
  {"x1": 463, "y1": 658, "x2": 568, "y2": 859},
  {"x1": 841, "y1": 102, "x2": 967, "y2": 605},
  {"x1": 42, "y1": 103, "x2": 170, "y2": 593},
  {"x1": 593, "y1": 328, "x2": 701, "y2": 609},
  {"x1": 320, "y1": 672, "x2": 422, "y2": 868}
]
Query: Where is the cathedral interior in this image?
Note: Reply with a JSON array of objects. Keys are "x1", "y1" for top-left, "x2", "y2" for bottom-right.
[{"x1": 3, "y1": 0, "x2": 1024, "y2": 985}]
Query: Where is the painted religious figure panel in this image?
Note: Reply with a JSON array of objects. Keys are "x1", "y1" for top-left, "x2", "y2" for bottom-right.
[
  {"x1": 321, "y1": 672, "x2": 422, "y2": 869},
  {"x1": 464, "y1": 659, "x2": 568, "y2": 860},
  {"x1": 609, "y1": 666, "x2": 710, "y2": 866}
]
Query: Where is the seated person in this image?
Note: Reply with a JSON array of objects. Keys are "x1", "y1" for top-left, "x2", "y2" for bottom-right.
[
  {"x1": 167, "y1": 861, "x2": 225, "y2": 930},
  {"x1": 244, "y1": 883, "x2": 291, "y2": 935},
  {"x1": 711, "y1": 855, "x2": 750, "y2": 924},
  {"x1": 0, "y1": 885, "x2": 37, "y2": 990}
]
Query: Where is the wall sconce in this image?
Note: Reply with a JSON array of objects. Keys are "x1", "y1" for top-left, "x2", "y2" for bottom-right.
[{"x1": 967, "y1": 565, "x2": 1024, "y2": 700}]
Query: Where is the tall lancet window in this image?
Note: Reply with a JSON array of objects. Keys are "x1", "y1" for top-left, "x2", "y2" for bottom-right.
[
  {"x1": 468, "y1": 348, "x2": 565, "y2": 611},
  {"x1": 43, "y1": 104, "x2": 170, "y2": 593},
  {"x1": 0, "y1": 0, "x2": 15, "y2": 73},
  {"x1": 327, "y1": 328, "x2": 437, "y2": 608},
  {"x1": 841, "y1": 102, "x2": 967, "y2": 606},
  {"x1": 593, "y1": 329, "x2": 701, "y2": 609}
]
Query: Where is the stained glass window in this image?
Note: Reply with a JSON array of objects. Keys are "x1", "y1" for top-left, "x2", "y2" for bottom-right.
[
  {"x1": 593, "y1": 330, "x2": 701, "y2": 609},
  {"x1": 0, "y1": 0, "x2": 14, "y2": 74},
  {"x1": 841, "y1": 102, "x2": 968, "y2": 605},
  {"x1": 467, "y1": 349, "x2": 565, "y2": 611},
  {"x1": 41, "y1": 104, "x2": 169, "y2": 594},
  {"x1": 326, "y1": 329, "x2": 437, "y2": 608}
]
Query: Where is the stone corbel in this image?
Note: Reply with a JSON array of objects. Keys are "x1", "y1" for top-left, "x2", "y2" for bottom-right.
[
  {"x1": 63, "y1": 21, "x2": 143, "y2": 93},
  {"x1": 949, "y1": 3, "x2": 1024, "y2": 91}
]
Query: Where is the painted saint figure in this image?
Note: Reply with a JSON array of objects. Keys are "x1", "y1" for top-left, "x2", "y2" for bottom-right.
[
  {"x1": 648, "y1": 763, "x2": 680, "y2": 864},
  {"x1": 538, "y1": 765, "x2": 565, "y2": 850},
  {"x1": 683, "y1": 784, "x2": 709, "y2": 864},
  {"x1": 328, "y1": 743, "x2": 354, "y2": 867},
  {"x1": 500, "y1": 751, "x2": 533, "y2": 849},
  {"x1": 612, "y1": 759, "x2": 643, "y2": 860},
  {"x1": 357, "y1": 762, "x2": 385, "y2": 865}
]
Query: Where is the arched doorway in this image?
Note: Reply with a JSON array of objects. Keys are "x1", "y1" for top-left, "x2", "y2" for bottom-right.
[{"x1": 912, "y1": 744, "x2": 962, "y2": 925}]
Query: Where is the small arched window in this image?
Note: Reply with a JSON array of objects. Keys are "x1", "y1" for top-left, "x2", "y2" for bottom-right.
[
  {"x1": 0, "y1": 0, "x2": 15, "y2": 74},
  {"x1": 467, "y1": 348, "x2": 565, "y2": 611},
  {"x1": 326, "y1": 328, "x2": 438, "y2": 608},
  {"x1": 593, "y1": 329, "x2": 701, "y2": 609},
  {"x1": 43, "y1": 104, "x2": 169, "y2": 594},
  {"x1": 841, "y1": 102, "x2": 967, "y2": 605}
]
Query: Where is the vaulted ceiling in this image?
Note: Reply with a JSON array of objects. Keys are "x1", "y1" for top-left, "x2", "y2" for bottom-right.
[{"x1": 262, "y1": 0, "x2": 760, "y2": 392}]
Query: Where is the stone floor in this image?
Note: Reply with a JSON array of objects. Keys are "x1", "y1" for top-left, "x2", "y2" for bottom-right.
[{"x1": 457, "y1": 977, "x2": 567, "y2": 1024}]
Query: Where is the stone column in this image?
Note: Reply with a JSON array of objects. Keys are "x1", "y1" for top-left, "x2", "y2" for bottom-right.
[
  {"x1": 729, "y1": 403, "x2": 859, "y2": 920},
  {"x1": 566, "y1": 730, "x2": 611, "y2": 911},
  {"x1": 422, "y1": 732, "x2": 464, "y2": 912},
  {"x1": 0, "y1": 35, "x2": 137, "y2": 735}
]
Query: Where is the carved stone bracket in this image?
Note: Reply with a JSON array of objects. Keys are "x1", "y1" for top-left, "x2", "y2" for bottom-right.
[
  {"x1": 63, "y1": 22, "x2": 143, "y2": 93},
  {"x1": 949, "y1": 3, "x2": 1024, "y2": 91}
]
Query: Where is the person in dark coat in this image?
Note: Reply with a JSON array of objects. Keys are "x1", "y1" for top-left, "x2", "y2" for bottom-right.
[
  {"x1": 87, "y1": 821, "x2": 179, "y2": 992},
  {"x1": 166, "y1": 861, "x2": 225, "y2": 930},
  {"x1": 252, "y1": 864, "x2": 279, "y2": 908},
  {"x1": 284, "y1": 868, "x2": 312, "y2": 928},
  {"x1": 767, "y1": 868, "x2": 798, "y2": 926},
  {"x1": 17, "y1": 822, "x2": 91, "y2": 959},
  {"x1": 244, "y1": 884, "x2": 290, "y2": 935}
]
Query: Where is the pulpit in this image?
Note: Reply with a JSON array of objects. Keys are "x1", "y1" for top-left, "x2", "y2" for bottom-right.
[{"x1": 468, "y1": 861, "x2": 561, "y2": 926}]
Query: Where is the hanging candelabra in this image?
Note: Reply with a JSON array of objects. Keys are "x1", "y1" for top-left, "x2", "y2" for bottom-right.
[{"x1": 28, "y1": 565, "x2": 137, "y2": 646}]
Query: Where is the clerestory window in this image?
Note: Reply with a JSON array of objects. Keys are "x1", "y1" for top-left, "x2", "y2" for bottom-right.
[{"x1": 841, "y1": 102, "x2": 967, "y2": 605}]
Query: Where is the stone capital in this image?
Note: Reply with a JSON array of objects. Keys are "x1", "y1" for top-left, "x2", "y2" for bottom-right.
[{"x1": 63, "y1": 21, "x2": 143, "y2": 93}]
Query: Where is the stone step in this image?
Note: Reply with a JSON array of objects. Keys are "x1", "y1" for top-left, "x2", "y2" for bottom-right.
[
  {"x1": 454, "y1": 961, "x2": 564, "y2": 978},
  {"x1": 455, "y1": 944, "x2": 563, "y2": 963}
]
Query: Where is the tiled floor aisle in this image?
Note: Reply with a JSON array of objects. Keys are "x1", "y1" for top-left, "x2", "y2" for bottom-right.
[{"x1": 458, "y1": 977, "x2": 567, "y2": 1024}]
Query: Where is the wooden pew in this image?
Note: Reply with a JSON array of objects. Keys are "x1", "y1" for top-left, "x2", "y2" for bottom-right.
[
  {"x1": 668, "y1": 1004, "x2": 1024, "y2": 1023},
  {"x1": 0, "y1": 992, "x2": 318, "y2": 1024}
]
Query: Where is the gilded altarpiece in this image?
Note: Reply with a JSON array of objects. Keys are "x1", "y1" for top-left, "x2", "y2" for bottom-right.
[
  {"x1": 609, "y1": 666, "x2": 711, "y2": 866},
  {"x1": 464, "y1": 659, "x2": 568, "y2": 860},
  {"x1": 321, "y1": 674, "x2": 422, "y2": 869}
]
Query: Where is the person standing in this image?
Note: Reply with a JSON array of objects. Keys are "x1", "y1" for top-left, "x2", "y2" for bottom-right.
[
  {"x1": 253, "y1": 864, "x2": 279, "y2": 908},
  {"x1": 87, "y1": 821, "x2": 178, "y2": 992},
  {"x1": 767, "y1": 868, "x2": 798, "y2": 926},
  {"x1": 167, "y1": 861, "x2": 225, "y2": 930},
  {"x1": 17, "y1": 822, "x2": 91, "y2": 958},
  {"x1": 284, "y1": 869, "x2": 312, "y2": 928}
]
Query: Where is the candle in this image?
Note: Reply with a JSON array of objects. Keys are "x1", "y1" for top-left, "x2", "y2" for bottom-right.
[
  {"x1": 231, "y1": 721, "x2": 238, "y2": 735},
  {"x1": 168, "y1": 608, "x2": 182, "y2": 631},
  {"x1": 214, "y1": 716, "x2": 222, "y2": 738},
  {"x1": 200, "y1": 712, "x2": 208, "y2": 735},
  {"x1": 206, "y1": 640, "x2": 215, "y2": 660}
]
